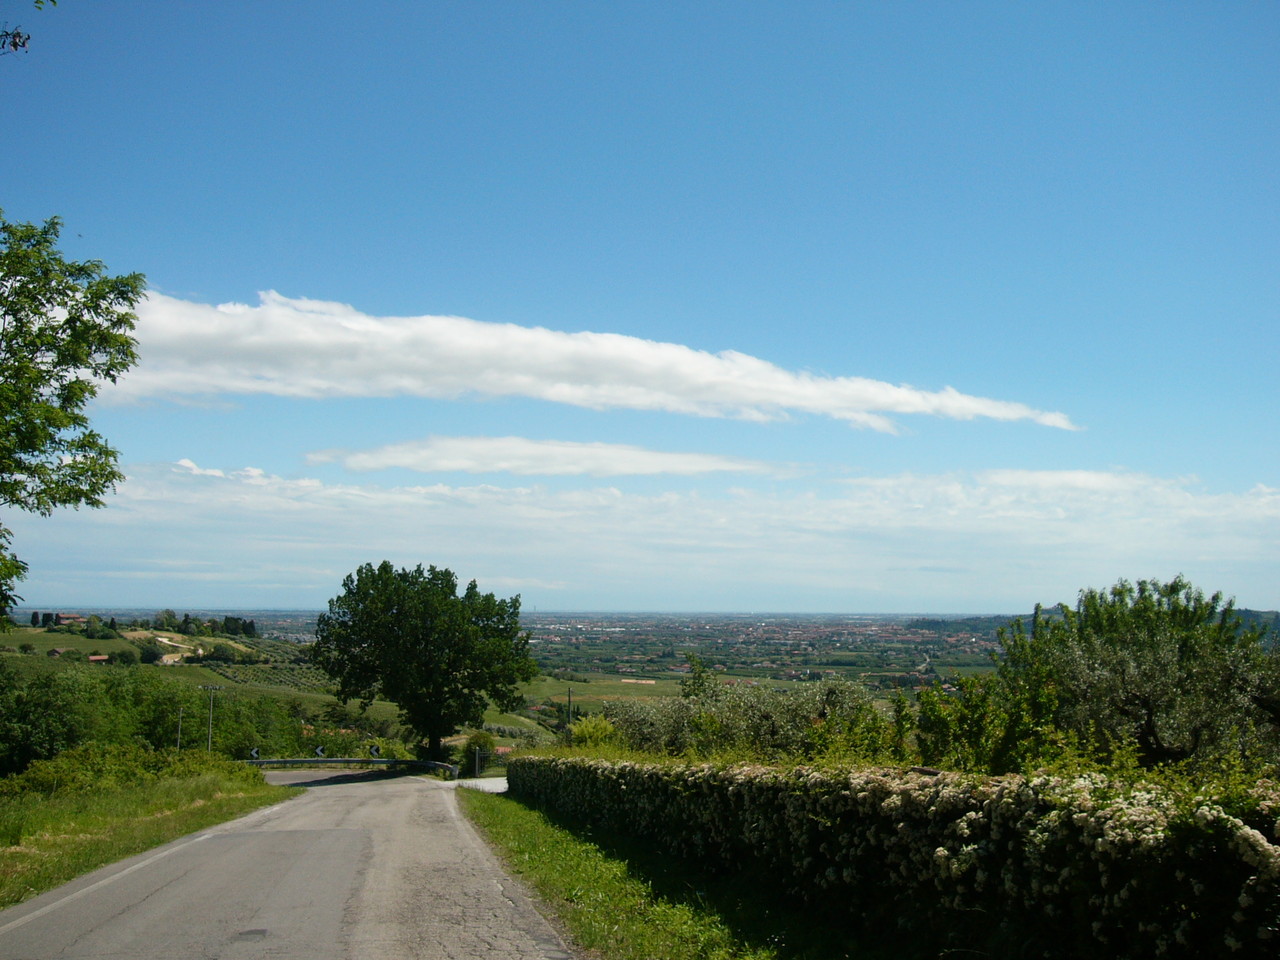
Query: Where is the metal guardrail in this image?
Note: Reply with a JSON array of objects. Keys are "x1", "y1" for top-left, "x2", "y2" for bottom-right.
[{"x1": 244, "y1": 757, "x2": 460, "y2": 778}]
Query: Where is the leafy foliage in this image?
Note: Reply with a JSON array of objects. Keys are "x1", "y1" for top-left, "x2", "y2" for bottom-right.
[
  {"x1": 605, "y1": 679, "x2": 893, "y2": 763},
  {"x1": 0, "y1": 659, "x2": 358, "y2": 775},
  {"x1": 917, "y1": 577, "x2": 1279, "y2": 774},
  {"x1": 0, "y1": 210, "x2": 144, "y2": 616},
  {"x1": 311, "y1": 561, "x2": 538, "y2": 757},
  {"x1": 0, "y1": 741, "x2": 263, "y2": 801},
  {"x1": 568, "y1": 712, "x2": 619, "y2": 748},
  {"x1": 0, "y1": 1, "x2": 56, "y2": 57}
]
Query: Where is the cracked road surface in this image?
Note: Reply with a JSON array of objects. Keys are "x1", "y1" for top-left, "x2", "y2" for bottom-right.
[{"x1": 0, "y1": 771, "x2": 577, "y2": 960}]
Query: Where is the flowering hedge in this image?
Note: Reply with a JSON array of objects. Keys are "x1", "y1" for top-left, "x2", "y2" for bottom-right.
[{"x1": 508, "y1": 756, "x2": 1280, "y2": 958}]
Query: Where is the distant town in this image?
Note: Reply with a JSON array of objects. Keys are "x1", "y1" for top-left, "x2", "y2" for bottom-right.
[
  {"x1": 14, "y1": 606, "x2": 1276, "y2": 697},
  {"x1": 11, "y1": 607, "x2": 1026, "y2": 692},
  {"x1": 521, "y1": 611, "x2": 1009, "y2": 690}
]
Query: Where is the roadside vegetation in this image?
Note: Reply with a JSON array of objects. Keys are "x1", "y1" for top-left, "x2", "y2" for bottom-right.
[
  {"x1": 0, "y1": 657, "x2": 419, "y2": 776},
  {"x1": 0, "y1": 744, "x2": 298, "y2": 908},
  {"x1": 460, "y1": 786, "x2": 885, "y2": 960},
  {"x1": 0, "y1": 585, "x2": 549, "y2": 907},
  {"x1": 493, "y1": 577, "x2": 1280, "y2": 960},
  {"x1": 0, "y1": 608, "x2": 555, "y2": 778},
  {"x1": 3, "y1": 577, "x2": 1277, "y2": 954},
  {"x1": 0, "y1": 649, "x2": 426, "y2": 908}
]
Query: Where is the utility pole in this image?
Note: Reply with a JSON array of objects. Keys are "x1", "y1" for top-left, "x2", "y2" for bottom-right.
[
  {"x1": 176, "y1": 706, "x2": 183, "y2": 750},
  {"x1": 200, "y1": 685, "x2": 223, "y2": 752}
]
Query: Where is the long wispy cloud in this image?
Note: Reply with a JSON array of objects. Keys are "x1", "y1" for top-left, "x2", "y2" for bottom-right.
[
  {"x1": 107, "y1": 292, "x2": 1078, "y2": 433},
  {"x1": 12, "y1": 461, "x2": 1274, "y2": 611},
  {"x1": 308, "y1": 436, "x2": 774, "y2": 477}
]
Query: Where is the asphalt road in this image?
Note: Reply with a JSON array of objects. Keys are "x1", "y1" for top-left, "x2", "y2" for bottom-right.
[{"x1": 0, "y1": 771, "x2": 576, "y2": 960}]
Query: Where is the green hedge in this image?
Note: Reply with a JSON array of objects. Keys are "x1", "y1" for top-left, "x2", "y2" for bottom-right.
[{"x1": 507, "y1": 756, "x2": 1280, "y2": 959}]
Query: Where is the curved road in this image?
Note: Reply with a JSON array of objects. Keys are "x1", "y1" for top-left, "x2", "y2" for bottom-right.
[{"x1": 0, "y1": 771, "x2": 576, "y2": 960}]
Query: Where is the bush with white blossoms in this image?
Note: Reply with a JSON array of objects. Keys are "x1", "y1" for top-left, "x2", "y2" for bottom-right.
[{"x1": 508, "y1": 756, "x2": 1280, "y2": 959}]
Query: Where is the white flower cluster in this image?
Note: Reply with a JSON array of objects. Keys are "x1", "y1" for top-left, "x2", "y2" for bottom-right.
[{"x1": 508, "y1": 756, "x2": 1280, "y2": 958}]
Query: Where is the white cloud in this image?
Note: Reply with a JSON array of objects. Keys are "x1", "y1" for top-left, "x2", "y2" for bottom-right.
[
  {"x1": 107, "y1": 291, "x2": 1078, "y2": 433},
  {"x1": 9, "y1": 461, "x2": 1275, "y2": 611},
  {"x1": 173, "y1": 458, "x2": 225, "y2": 478},
  {"x1": 308, "y1": 435, "x2": 774, "y2": 477}
]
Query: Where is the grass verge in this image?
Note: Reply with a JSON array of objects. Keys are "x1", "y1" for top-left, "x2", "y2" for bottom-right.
[
  {"x1": 458, "y1": 788, "x2": 894, "y2": 960},
  {"x1": 0, "y1": 774, "x2": 298, "y2": 909}
]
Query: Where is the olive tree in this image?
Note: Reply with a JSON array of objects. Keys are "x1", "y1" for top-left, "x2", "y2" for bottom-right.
[
  {"x1": 311, "y1": 561, "x2": 538, "y2": 759},
  {"x1": 1012, "y1": 576, "x2": 1276, "y2": 766},
  {"x1": 921, "y1": 577, "x2": 1278, "y2": 773},
  {"x1": 0, "y1": 210, "x2": 144, "y2": 617}
]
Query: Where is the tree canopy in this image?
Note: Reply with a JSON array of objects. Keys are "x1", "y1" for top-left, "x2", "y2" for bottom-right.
[
  {"x1": 1, "y1": 1, "x2": 55, "y2": 57},
  {"x1": 0, "y1": 210, "x2": 144, "y2": 616},
  {"x1": 311, "y1": 561, "x2": 539, "y2": 758},
  {"x1": 918, "y1": 576, "x2": 1278, "y2": 773}
]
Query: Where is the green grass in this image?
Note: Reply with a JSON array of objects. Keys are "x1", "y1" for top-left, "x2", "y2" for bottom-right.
[
  {"x1": 482, "y1": 707, "x2": 547, "y2": 732},
  {"x1": 0, "y1": 774, "x2": 298, "y2": 909},
  {"x1": 459, "y1": 788, "x2": 895, "y2": 960},
  {"x1": 1, "y1": 627, "x2": 138, "y2": 656},
  {"x1": 525, "y1": 673, "x2": 683, "y2": 706}
]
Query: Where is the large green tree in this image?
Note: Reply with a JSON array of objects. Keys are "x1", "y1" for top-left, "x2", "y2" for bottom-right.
[
  {"x1": 311, "y1": 561, "x2": 539, "y2": 759},
  {"x1": 0, "y1": 210, "x2": 143, "y2": 617}
]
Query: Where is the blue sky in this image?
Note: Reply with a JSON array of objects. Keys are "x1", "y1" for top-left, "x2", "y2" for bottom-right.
[{"x1": 4, "y1": 1, "x2": 1277, "y2": 613}]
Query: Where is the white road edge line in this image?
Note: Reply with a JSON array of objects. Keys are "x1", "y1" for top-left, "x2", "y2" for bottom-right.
[{"x1": 0, "y1": 833, "x2": 211, "y2": 936}]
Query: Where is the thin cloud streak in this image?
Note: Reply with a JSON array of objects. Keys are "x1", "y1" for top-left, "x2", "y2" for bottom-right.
[
  {"x1": 10, "y1": 461, "x2": 1273, "y2": 611},
  {"x1": 308, "y1": 436, "x2": 775, "y2": 477},
  {"x1": 107, "y1": 292, "x2": 1079, "y2": 433},
  {"x1": 118, "y1": 462, "x2": 1280, "y2": 551}
]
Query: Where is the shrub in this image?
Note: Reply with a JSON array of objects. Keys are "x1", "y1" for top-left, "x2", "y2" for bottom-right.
[
  {"x1": 918, "y1": 577, "x2": 1280, "y2": 775},
  {"x1": 568, "y1": 713, "x2": 618, "y2": 748},
  {"x1": 509, "y1": 756, "x2": 1280, "y2": 959},
  {"x1": 604, "y1": 680, "x2": 892, "y2": 762},
  {"x1": 0, "y1": 742, "x2": 263, "y2": 800}
]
